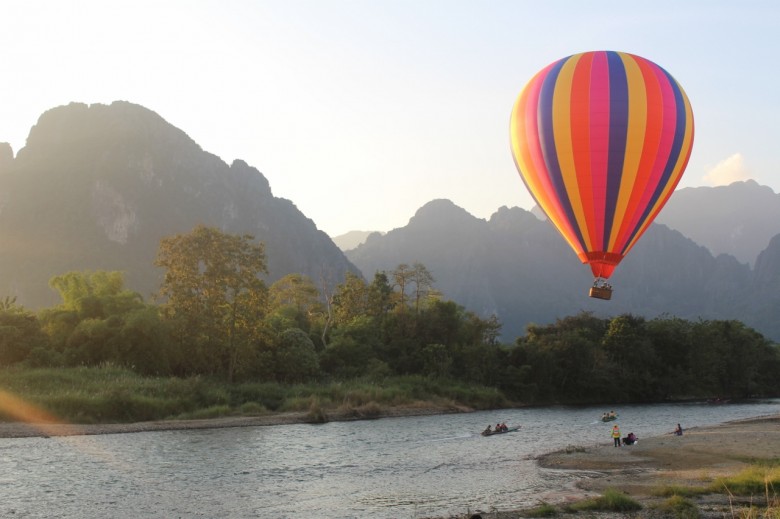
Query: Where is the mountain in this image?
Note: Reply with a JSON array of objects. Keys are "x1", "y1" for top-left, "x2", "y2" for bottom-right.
[
  {"x1": 0, "y1": 101, "x2": 360, "y2": 307},
  {"x1": 4, "y1": 102, "x2": 780, "y2": 344},
  {"x1": 346, "y1": 199, "x2": 776, "y2": 342},
  {"x1": 331, "y1": 230, "x2": 383, "y2": 251},
  {"x1": 656, "y1": 180, "x2": 780, "y2": 267}
]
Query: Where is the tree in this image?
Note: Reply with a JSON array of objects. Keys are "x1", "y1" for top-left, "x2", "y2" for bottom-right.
[
  {"x1": 391, "y1": 263, "x2": 413, "y2": 312},
  {"x1": 273, "y1": 328, "x2": 319, "y2": 383},
  {"x1": 268, "y1": 274, "x2": 324, "y2": 335},
  {"x1": 0, "y1": 299, "x2": 49, "y2": 366},
  {"x1": 410, "y1": 262, "x2": 435, "y2": 313},
  {"x1": 49, "y1": 271, "x2": 143, "y2": 318},
  {"x1": 155, "y1": 225, "x2": 268, "y2": 381},
  {"x1": 332, "y1": 272, "x2": 370, "y2": 325},
  {"x1": 367, "y1": 272, "x2": 394, "y2": 318},
  {"x1": 41, "y1": 271, "x2": 163, "y2": 370}
]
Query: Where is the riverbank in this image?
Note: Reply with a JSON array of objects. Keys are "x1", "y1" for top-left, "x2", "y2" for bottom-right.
[
  {"x1": 0, "y1": 403, "x2": 470, "y2": 438},
  {"x1": 516, "y1": 414, "x2": 780, "y2": 518}
]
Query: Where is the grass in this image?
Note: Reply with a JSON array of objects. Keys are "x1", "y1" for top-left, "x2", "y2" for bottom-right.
[
  {"x1": 652, "y1": 484, "x2": 711, "y2": 498},
  {"x1": 0, "y1": 366, "x2": 510, "y2": 424},
  {"x1": 565, "y1": 488, "x2": 642, "y2": 513},
  {"x1": 655, "y1": 495, "x2": 702, "y2": 518},
  {"x1": 521, "y1": 502, "x2": 558, "y2": 517},
  {"x1": 711, "y1": 466, "x2": 780, "y2": 498}
]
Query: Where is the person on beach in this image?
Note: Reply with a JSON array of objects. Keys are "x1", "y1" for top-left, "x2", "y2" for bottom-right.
[
  {"x1": 674, "y1": 423, "x2": 683, "y2": 436},
  {"x1": 612, "y1": 424, "x2": 621, "y2": 447},
  {"x1": 623, "y1": 432, "x2": 637, "y2": 445}
]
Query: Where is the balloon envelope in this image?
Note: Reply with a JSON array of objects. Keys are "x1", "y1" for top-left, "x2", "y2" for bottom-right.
[{"x1": 510, "y1": 51, "x2": 694, "y2": 280}]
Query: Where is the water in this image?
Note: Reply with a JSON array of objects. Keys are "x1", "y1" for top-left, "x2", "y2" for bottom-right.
[{"x1": 1, "y1": 399, "x2": 778, "y2": 518}]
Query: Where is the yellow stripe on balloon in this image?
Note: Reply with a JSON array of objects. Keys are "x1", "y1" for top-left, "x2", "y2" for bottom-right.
[
  {"x1": 552, "y1": 54, "x2": 592, "y2": 249},
  {"x1": 608, "y1": 53, "x2": 647, "y2": 251}
]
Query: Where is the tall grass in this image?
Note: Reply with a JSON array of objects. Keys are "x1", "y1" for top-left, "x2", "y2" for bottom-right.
[
  {"x1": 711, "y1": 466, "x2": 780, "y2": 498},
  {"x1": 565, "y1": 488, "x2": 642, "y2": 513},
  {"x1": 0, "y1": 367, "x2": 510, "y2": 424}
]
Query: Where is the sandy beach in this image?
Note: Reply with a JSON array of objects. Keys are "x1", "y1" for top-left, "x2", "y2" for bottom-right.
[{"x1": 523, "y1": 414, "x2": 780, "y2": 518}]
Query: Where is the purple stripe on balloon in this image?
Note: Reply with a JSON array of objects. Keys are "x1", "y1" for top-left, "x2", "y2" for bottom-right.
[{"x1": 604, "y1": 51, "x2": 628, "y2": 251}]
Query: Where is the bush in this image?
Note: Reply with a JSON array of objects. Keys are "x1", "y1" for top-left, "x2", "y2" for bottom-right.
[
  {"x1": 568, "y1": 488, "x2": 642, "y2": 512},
  {"x1": 522, "y1": 502, "x2": 558, "y2": 517},
  {"x1": 656, "y1": 495, "x2": 701, "y2": 518}
]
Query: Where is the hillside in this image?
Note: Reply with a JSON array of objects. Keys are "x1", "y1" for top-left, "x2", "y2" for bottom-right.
[{"x1": 0, "y1": 102, "x2": 360, "y2": 307}]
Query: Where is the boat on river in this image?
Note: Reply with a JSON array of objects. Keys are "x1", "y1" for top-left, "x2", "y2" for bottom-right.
[
  {"x1": 601, "y1": 414, "x2": 618, "y2": 422},
  {"x1": 481, "y1": 426, "x2": 521, "y2": 436}
]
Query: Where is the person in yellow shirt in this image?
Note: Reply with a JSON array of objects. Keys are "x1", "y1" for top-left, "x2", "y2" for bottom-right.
[{"x1": 612, "y1": 424, "x2": 621, "y2": 447}]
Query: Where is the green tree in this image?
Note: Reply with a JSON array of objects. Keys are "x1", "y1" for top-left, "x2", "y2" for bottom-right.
[
  {"x1": 273, "y1": 328, "x2": 319, "y2": 383},
  {"x1": 0, "y1": 298, "x2": 49, "y2": 366},
  {"x1": 319, "y1": 316, "x2": 380, "y2": 379},
  {"x1": 268, "y1": 274, "x2": 325, "y2": 346},
  {"x1": 332, "y1": 272, "x2": 370, "y2": 325},
  {"x1": 155, "y1": 225, "x2": 268, "y2": 381},
  {"x1": 40, "y1": 271, "x2": 166, "y2": 370},
  {"x1": 49, "y1": 271, "x2": 143, "y2": 318}
]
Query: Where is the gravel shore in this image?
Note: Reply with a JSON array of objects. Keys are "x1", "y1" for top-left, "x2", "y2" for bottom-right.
[{"x1": 0, "y1": 404, "x2": 465, "y2": 438}]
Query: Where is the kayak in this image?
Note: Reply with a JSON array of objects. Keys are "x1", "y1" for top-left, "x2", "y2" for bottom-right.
[{"x1": 481, "y1": 426, "x2": 521, "y2": 436}]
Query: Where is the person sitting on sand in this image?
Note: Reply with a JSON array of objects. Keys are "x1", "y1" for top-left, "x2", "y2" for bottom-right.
[
  {"x1": 623, "y1": 432, "x2": 637, "y2": 445},
  {"x1": 674, "y1": 423, "x2": 683, "y2": 436}
]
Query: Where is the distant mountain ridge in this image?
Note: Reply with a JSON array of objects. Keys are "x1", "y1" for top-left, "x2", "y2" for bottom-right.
[
  {"x1": 656, "y1": 180, "x2": 780, "y2": 266},
  {"x1": 346, "y1": 197, "x2": 780, "y2": 342},
  {"x1": 331, "y1": 230, "x2": 383, "y2": 251},
  {"x1": 0, "y1": 101, "x2": 360, "y2": 307}
]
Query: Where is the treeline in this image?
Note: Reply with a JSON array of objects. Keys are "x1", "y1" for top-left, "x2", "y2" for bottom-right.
[
  {"x1": 0, "y1": 226, "x2": 501, "y2": 386},
  {"x1": 1, "y1": 225, "x2": 779, "y2": 405},
  {"x1": 508, "y1": 313, "x2": 780, "y2": 403}
]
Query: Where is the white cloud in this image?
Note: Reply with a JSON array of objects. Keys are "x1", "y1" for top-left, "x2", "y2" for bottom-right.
[{"x1": 702, "y1": 153, "x2": 751, "y2": 186}]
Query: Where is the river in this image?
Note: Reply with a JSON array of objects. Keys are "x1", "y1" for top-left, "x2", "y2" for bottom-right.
[{"x1": 1, "y1": 399, "x2": 778, "y2": 518}]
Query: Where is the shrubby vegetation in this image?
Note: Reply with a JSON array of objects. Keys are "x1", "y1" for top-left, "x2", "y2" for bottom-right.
[{"x1": 1, "y1": 225, "x2": 779, "y2": 421}]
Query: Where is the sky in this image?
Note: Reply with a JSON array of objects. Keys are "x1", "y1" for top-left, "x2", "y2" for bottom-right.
[{"x1": 1, "y1": 1, "x2": 778, "y2": 237}]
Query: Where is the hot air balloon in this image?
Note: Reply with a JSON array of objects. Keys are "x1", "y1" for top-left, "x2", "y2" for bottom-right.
[{"x1": 509, "y1": 51, "x2": 694, "y2": 300}]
